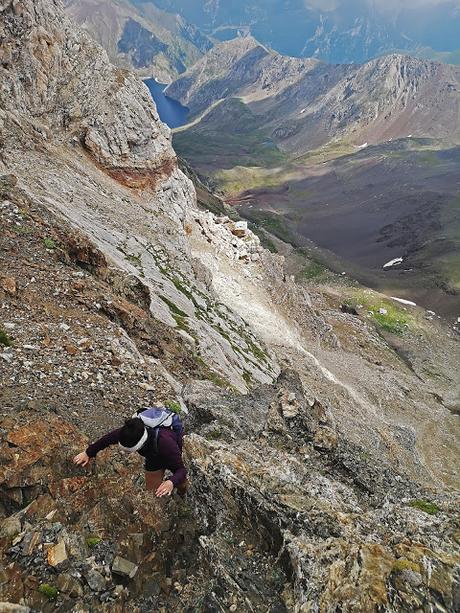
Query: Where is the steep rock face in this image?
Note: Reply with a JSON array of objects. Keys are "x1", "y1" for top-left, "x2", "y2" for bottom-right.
[
  {"x1": 0, "y1": 0, "x2": 278, "y2": 392},
  {"x1": 167, "y1": 39, "x2": 460, "y2": 152},
  {"x1": 184, "y1": 374, "x2": 460, "y2": 612},
  {"x1": 0, "y1": 0, "x2": 173, "y2": 178}
]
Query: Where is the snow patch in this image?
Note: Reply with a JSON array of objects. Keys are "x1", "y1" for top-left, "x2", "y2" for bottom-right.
[
  {"x1": 390, "y1": 297, "x2": 417, "y2": 307},
  {"x1": 383, "y1": 257, "x2": 403, "y2": 269}
]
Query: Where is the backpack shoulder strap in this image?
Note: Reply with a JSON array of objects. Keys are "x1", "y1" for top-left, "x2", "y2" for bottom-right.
[{"x1": 153, "y1": 427, "x2": 160, "y2": 455}]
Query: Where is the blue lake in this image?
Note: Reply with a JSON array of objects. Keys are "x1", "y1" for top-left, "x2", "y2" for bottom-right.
[{"x1": 144, "y1": 79, "x2": 189, "y2": 128}]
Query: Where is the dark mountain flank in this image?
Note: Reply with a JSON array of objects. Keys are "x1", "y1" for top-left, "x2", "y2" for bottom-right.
[{"x1": 64, "y1": 0, "x2": 212, "y2": 81}]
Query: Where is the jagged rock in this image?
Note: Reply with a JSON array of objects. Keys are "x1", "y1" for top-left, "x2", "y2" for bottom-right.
[
  {"x1": 0, "y1": 277, "x2": 16, "y2": 295},
  {"x1": 56, "y1": 573, "x2": 84, "y2": 598},
  {"x1": 85, "y1": 569, "x2": 107, "y2": 592},
  {"x1": 312, "y1": 426, "x2": 338, "y2": 451},
  {"x1": 341, "y1": 303, "x2": 359, "y2": 316},
  {"x1": 21, "y1": 531, "x2": 41, "y2": 556},
  {"x1": 0, "y1": 516, "x2": 21, "y2": 539},
  {"x1": 47, "y1": 539, "x2": 67, "y2": 567},
  {"x1": 230, "y1": 221, "x2": 248, "y2": 238},
  {"x1": 111, "y1": 556, "x2": 138, "y2": 579}
]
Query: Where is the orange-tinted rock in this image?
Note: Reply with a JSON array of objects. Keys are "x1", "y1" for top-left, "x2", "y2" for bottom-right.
[
  {"x1": 1, "y1": 277, "x2": 17, "y2": 295},
  {"x1": 64, "y1": 344, "x2": 79, "y2": 356},
  {"x1": 47, "y1": 539, "x2": 67, "y2": 566},
  {"x1": 48, "y1": 476, "x2": 88, "y2": 499}
]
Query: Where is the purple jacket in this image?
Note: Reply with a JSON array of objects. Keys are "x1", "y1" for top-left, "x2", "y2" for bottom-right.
[{"x1": 86, "y1": 427, "x2": 187, "y2": 487}]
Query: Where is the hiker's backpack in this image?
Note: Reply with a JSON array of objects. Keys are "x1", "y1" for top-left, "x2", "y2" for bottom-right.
[{"x1": 135, "y1": 407, "x2": 184, "y2": 453}]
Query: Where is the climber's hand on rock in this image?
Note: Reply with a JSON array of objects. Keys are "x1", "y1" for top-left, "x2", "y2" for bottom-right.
[
  {"x1": 73, "y1": 451, "x2": 90, "y2": 467},
  {"x1": 155, "y1": 480, "x2": 174, "y2": 498}
]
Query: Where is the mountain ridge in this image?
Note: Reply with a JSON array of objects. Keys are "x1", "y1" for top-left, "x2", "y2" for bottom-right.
[
  {"x1": 64, "y1": 0, "x2": 212, "y2": 81},
  {"x1": 150, "y1": 0, "x2": 460, "y2": 65},
  {"x1": 167, "y1": 38, "x2": 460, "y2": 152}
]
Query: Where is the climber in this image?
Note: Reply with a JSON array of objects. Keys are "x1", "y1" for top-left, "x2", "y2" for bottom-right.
[{"x1": 73, "y1": 408, "x2": 187, "y2": 498}]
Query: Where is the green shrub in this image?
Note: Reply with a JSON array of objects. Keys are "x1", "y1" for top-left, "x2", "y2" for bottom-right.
[
  {"x1": 0, "y1": 328, "x2": 12, "y2": 347},
  {"x1": 206, "y1": 428, "x2": 222, "y2": 441},
  {"x1": 86, "y1": 536, "x2": 102, "y2": 548},
  {"x1": 409, "y1": 499, "x2": 440, "y2": 515},
  {"x1": 392, "y1": 559, "x2": 421, "y2": 573},
  {"x1": 165, "y1": 400, "x2": 182, "y2": 414},
  {"x1": 38, "y1": 584, "x2": 58, "y2": 599},
  {"x1": 43, "y1": 237, "x2": 57, "y2": 250}
]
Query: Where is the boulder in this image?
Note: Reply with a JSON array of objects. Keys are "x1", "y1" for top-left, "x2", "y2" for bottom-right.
[
  {"x1": 230, "y1": 221, "x2": 248, "y2": 238},
  {"x1": 0, "y1": 516, "x2": 22, "y2": 539},
  {"x1": 0, "y1": 604, "x2": 30, "y2": 613},
  {"x1": 111, "y1": 556, "x2": 138, "y2": 579},
  {"x1": 85, "y1": 569, "x2": 106, "y2": 592},
  {"x1": 47, "y1": 539, "x2": 67, "y2": 567}
]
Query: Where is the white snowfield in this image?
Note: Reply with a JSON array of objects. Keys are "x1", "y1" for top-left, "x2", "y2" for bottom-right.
[{"x1": 383, "y1": 257, "x2": 403, "y2": 269}]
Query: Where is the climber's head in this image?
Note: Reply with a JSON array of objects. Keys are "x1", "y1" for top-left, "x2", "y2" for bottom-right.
[{"x1": 118, "y1": 417, "x2": 147, "y2": 452}]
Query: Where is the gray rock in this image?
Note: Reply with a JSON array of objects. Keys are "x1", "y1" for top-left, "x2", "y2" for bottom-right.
[
  {"x1": 0, "y1": 604, "x2": 31, "y2": 613},
  {"x1": 85, "y1": 569, "x2": 106, "y2": 592},
  {"x1": 111, "y1": 556, "x2": 138, "y2": 579},
  {"x1": 0, "y1": 516, "x2": 21, "y2": 539}
]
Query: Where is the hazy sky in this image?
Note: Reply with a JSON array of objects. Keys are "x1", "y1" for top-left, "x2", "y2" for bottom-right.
[{"x1": 305, "y1": 0, "x2": 460, "y2": 9}]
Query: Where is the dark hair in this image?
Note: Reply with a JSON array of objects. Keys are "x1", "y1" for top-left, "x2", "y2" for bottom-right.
[{"x1": 119, "y1": 418, "x2": 145, "y2": 448}]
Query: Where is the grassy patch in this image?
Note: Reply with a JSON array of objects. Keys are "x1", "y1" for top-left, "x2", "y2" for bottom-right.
[
  {"x1": 244, "y1": 210, "x2": 293, "y2": 244},
  {"x1": 165, "y1": 400, "x2": 182, "y2": 414},
  {"x1": 409, "y1": 499, "x2": 440, "y2": 515},
  {"x1": 0, "y1": 328, "x2": 12, "y2": 347},
  {"x1": 345, "y1": 291, "x2": 412, "y2": 336},
  {"x1": 297, "y1": 260, "x2": 327, "y2": 281},
  {"x1": 194, "y1": 356, "x2": 232, "y2": 389},
  {"x1": 215, "y1": 165, "x2": 287, "y2": 195},
  {"x1": 160, "y1": 295, "x2": 189, "y2": 319},
  {"x1": 392, "y1": 559, "x2": 421, "y2": 573},
  {"x1": 38, "y1": 584, "x2": 58, "y2": 600},
  {"x1": 125, "y1": 253, "x2": 142, "y2": 267},
  {"x1": 86, "y1": 536, "x2": 102, "y2": 548},
  {"x1": 43, "y1": 237, "x2": 57, "y2": 250}
]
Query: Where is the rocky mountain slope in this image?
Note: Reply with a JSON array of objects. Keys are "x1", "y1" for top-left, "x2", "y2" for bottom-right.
[
  {"x1": 167, "y1": 38, "x2": 460, "y2": 323},
  {"x1": 0, "y1": 1, "x2": 459, "y2": 611},
  {"x1": 64, "y1": 0, "x2": 212, "y2": 81},
  {"x1": 167, "y1": 37, "x2": 460, "y2": 153}
]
